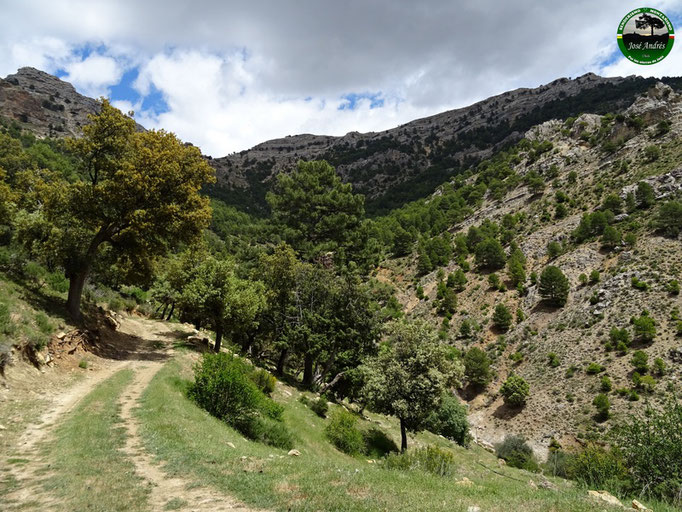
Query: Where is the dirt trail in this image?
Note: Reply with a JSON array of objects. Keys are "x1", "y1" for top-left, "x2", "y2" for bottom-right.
[
  {"x1": 120, "y1": 361, "x2": 257, "y2": 511},
  {"x1": 3, "y1": 315, "x2": 263, "y2": 512}
]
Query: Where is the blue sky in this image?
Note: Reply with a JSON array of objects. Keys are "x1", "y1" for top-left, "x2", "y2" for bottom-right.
[{"x1": 1, "y1": 1, "x2": 681, "y2": 156}]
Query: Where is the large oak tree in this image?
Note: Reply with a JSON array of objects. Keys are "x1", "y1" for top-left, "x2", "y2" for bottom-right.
[{"x1": 31, "y1": 100, "x2": 215, "y2": 319}]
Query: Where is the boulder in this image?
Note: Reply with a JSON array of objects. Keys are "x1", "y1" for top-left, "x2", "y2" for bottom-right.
[
  {"x1": 632, "y1": 499, "x2": 652, "y2": 511},
  {"x1": 455, "y1": 477, "x2": 473, "y2": 487},
  {"x1": 287, "y1": 449, "x2": 301, "y2": 457},
  {"x1": 588, "y1": 490, "x2": 623, "y2": 508}
]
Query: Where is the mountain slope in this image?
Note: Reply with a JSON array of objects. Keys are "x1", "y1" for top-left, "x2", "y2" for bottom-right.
[
  {"x1": 210, "y1": 74, "x2": 682, "y2": 214},
  {"x1": 380, "y1": 81, "x2": 682, "y2": 455}
]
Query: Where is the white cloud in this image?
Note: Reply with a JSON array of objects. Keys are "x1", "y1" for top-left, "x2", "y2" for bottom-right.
[
  {"x1": 0, "y1": 37, "x2": 72, "y2": 77},
  {"x1": 132, "y1": 49, "x2": 433, "y2": 155},
  {"x1": 1, "y1": 1, "x2": 682, "y2": 155},
  {"x1": 61, "y1": 54, "x2": 124, "y2": 97}
]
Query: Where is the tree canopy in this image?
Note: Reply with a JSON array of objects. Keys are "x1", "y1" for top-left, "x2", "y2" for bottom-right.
[{"x1": 361, "y1": 320, "x2": 463, "y2": 451}]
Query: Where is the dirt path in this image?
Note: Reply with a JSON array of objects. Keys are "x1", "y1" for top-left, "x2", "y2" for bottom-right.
[
  {"x1": 120, "y1": 361, "x2": 257, "y2": 511},
  {"x1": 3, "y1": 315, "x2": 263, "y2": 512}
]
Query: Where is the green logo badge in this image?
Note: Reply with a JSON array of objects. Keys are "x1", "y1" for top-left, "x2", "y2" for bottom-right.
[{"x1": 617, "y1": 8, "x2": 674, "y2": 64}]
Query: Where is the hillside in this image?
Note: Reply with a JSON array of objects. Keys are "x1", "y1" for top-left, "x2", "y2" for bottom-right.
[{"x1": 381, "y1": 81, "x2": 682, "y2": 456}]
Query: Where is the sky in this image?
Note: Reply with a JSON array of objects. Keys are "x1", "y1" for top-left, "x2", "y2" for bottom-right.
[{"x1": 1, "y1": 1, "x2": 681, "y2": 157}]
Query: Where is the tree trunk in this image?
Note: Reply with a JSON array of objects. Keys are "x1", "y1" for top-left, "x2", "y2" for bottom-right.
[
  {"x1": 214, "y1": 324, "x2": 223, "y2": 353},
  {"x1": 276, "y1": 348, "x2": 288, "y2": 376},
  {"x1": 160, "y1": 303, "x2": 168, "y2": 318},
  {"x1": 166, "y1": 302, "x2": 175, "y2": 321},
  {"x1": 240, "y1": 333, "x2": 254, "y2": 355},
  {"x1": 319, "y1": 371, "x2": 346, "y2": 394},
  {"x1": 66, "y1": 226, "x2": 110, "y2": 321},
  {"x1": 302, "y1": 353, "x2": 315, "y2": 388},
  {"x1": 66, "y1": 269, "x2": 89, "y2": 321},
  {"x1": 400, "y1": 418, "x2": 408, "y2": 453}
]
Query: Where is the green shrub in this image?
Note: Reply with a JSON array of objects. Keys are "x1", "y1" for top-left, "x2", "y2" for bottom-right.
[
  {"x1": 189, "y1": 353, "x2": 292, "y2": 448},
  {"x1": 325, "y1": 409, "x2": 365, "y2": 455},
  {"x1": 250, "y1": 368, "x2": 277, "y2": 395},
  {"x1": 613, "y1": 399, "x2": 682, "y2": 503},
  {"x1": 631, "y1": 350, "x2": 649, "y2": 373},
  {"x1": 667, "y1": 280, "x2": 680, "y2": 295},
  {"x1": 241, "y1": 416, "x2": 294, "y2": 450},
  {"x1": 600, "y1": 376, "x2": 612, "y2": 392},
  {"x1": 495, "y1": 435, "x2": 538, "y2": 472},
  {"x1": 108, "y1": 296, "x2": 126, "y2": 312},
  {"x1": 609, "y1": 327, "x2": 630, "y2": 348},
  {"x1": 644, "y1": 145, "x2": 661, "y2": 162},
  {"x1": 631, "y1": 276, "x2": 649, "y2": 291},
  {"x1": 35, "y1": 312, "x2": 53, "y2": 335},
  {"x1": 568, "y1": 444, "x2": 629, "y2": 492},
  {"x1": 500, "y1": 374, "x2": 529, "y2": 407},
  {"x1": 586, "y1": 362, "x2": 605, "y2": 375},
  {"x1": 78, "y1": 359, "x2": 88, "y2": 369},
  {"x1": 310, "y1": 397, "x2": 329, "y2": 418},
  {"x1": 121, "y1": 285, "x2": 147, "y2": 304},
  {"x1": 24, "y1": 261, "x2": 46, "y2": 286},
  {"x1": 0, "y1": 302, "x2": 15, "y2": 336},
  {"x1": 548, "y1": 352, "x2": 560, "y2": 367},
  {"x1": 593, "y1": 393, "x2": 610, "y2": 421},
  {"x1": 589, "y1": 270, "x2": 600, "y2": 283},
  {"x1": 426, "y1": 393, "x2": 470, "y2": 447},
  {"x1": 545, "y1": 450, "x2": 572, "y2": 478},
  {"x1": 384, "y1": 445, "x2": 455, "y2": 477},
  {"x1": 46, "y1": 271, "x2": 69, "y2": 293}
]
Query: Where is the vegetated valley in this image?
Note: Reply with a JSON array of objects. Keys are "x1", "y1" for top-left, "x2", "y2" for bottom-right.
[{"x1": 0, "y1": 67, "x2": 681, "y2": 511}]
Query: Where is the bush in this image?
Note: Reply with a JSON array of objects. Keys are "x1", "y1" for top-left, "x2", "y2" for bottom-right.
[
  {"x1": 384, "y1": 445, "x2": 455, "y2": 477},
  {"x1": 108, "y1": 296, "x2": 126, "y2": 312},
  {"x1": 613, "y1": 399, "x2": 682, "y2": 503},
  {"x1": 548, "y1": 352, "x2": 560, "y2": 367},
  {"x1": 0, "y1": 302, "x2": 15, "y2": 336},
  {"x1": 495, "y1": 435, "x2": 538, "y2": 472},
  {"x1": 250, "y1": 368, "x2": 276, "y2": 395},
  {"x1": 325, "y1": 409, "x2": 365, "y2": 455},
  {"x1": 35, "y1": 312, "x2": 53, "y2": 335},
  {"x1": 593, "y1": 393, "x2": 610, "y2": 421},
  {"x1": 500, "y1": 374, "x2": 529, "y2": 407},
  {"x1": 310, "y1": 396, "x2": 329, "y2": 418},
  {"x1": 46, "y1": 271, "x2": 69, "y2": 293},
  {"x1": 426, "y1": 393, "x2": 470, "y2": 447},
  {"x1": 545, "y1": 449, "x2": 572, "y2": 478},
  {"x1": 568, "y1": 444, "x2": 629, "y2": 492},
  {"x1": 590, "y1": 270, "x2": 600, "y2": 283},
  {"x1": 586, "y1": 362, "x2": 605, "y2": 375},
  {"x1": 644, "y1": 145, "x2": 661, "y2": 162},
  {"x1": 631, "y1": 350, "x2": 649, "y2": 373},
  {"x1": 600, "y1": 376, "x2": 612, "y2": 392},
  {"x1": 189, "y1": 353, "x2": 292, "y2": 447},
  {"x1": 237, "y1": 415, "x2": 294, "y2": 450}
]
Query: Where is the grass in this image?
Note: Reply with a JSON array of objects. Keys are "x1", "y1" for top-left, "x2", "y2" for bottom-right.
[
  {"x1": 135, "y1": 354, "x2": 621, "y2": 512},
  {"x1": 40, "y1": 369, "x2": 150, "y2": 512}
]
